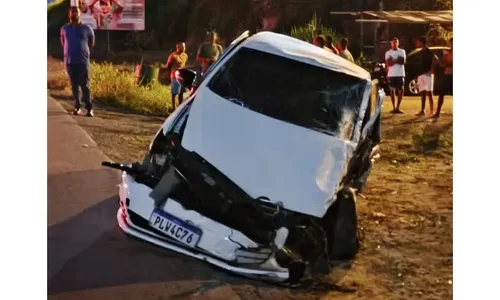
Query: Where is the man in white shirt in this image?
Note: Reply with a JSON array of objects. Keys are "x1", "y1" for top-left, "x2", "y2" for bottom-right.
[{"x1": 385, "y1": 37, "x2": 406, "y2": 113}]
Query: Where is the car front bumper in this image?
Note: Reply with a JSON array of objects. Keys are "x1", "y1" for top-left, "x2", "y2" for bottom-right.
[{"x1": 116, "y1": 176, "x2": 291, "y2": 283}]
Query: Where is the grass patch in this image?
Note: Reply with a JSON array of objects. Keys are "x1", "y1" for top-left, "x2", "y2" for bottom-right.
[{"x1": 48, "y1": 62, "x2": 174, "y2": 115}]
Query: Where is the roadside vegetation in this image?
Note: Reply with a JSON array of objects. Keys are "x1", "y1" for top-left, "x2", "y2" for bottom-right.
[{"x1": 48, "y1": 61, "x2": 173, "y2": 115}]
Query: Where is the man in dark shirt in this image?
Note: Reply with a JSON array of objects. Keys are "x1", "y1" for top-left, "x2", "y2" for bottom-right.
[
  {"x1": 60, "y1": 7, "x2": 95, "y2": 116},
  {"x1": 432, "y1": 38, "x2": 453, "y2": 119},
  {"x1": 414, "y1": 37, "x2": 438, "y2": 116}
]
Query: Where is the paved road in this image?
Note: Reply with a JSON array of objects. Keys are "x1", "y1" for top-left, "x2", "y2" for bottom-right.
[{"x1": 47, "y1": 97, "x2": 309, "y2": 300}]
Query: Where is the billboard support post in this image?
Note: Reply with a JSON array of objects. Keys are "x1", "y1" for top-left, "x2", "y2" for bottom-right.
[{"x1": 107, "y1": 29, "x2": 111, "y2": 54}]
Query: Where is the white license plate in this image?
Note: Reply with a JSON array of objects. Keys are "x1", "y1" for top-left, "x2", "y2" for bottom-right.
[
  {"x1": 149, "y1": 210, "x2": 202, "y2": 248},
  {"x1": 374, "y1": 67, "x2": 381, "y2": 72}
]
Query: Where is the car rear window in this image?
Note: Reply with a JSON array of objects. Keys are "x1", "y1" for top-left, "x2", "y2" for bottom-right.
[{"x1": 207, "y1": 47, "x2": 368, "y2": 140}]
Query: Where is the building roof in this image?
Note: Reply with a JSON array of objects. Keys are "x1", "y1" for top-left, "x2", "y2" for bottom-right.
[
  {"x1": 331, "y1": 10, "x2": 453, "y2": 24},
  {"x1": 242, "y1": 31, "x2": 371, "y2": 80}
]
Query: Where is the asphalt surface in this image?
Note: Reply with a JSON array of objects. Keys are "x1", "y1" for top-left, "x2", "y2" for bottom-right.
[{"x1": 47, "y1": 97, "x2": 304, "y2": 300}]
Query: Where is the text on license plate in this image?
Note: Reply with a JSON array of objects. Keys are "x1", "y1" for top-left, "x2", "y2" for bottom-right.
[
  {"x1": 374, "y1": 67, "x2": 381, "y2": 71},
  {"x1": 149, "y1": 210, "x2": 202, "y2": 248}
]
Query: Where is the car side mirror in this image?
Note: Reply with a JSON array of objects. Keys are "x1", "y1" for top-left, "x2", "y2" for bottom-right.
[{"x1": 175, "y1": 68, "x2": 197, "y2": 89}]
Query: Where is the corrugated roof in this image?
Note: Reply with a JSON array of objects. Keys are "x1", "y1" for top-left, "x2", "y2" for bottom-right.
[
  {"x1": 363, "y1": 10, "x2": 452, "y2": 24},
  {"x1": 330, "y1": 10, "x2": 453, "y2": 24}
]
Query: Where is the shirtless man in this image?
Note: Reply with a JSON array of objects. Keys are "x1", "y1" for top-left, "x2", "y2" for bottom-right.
[
  {"x1": 163, "y1": 42, "x2": 188, "y2": 111},
  {"x1": 432, "y1": 38, "x2": 453, "y2": 118}
]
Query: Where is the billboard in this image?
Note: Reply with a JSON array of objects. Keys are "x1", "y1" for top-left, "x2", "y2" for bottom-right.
[{"x1": 70, "y1": 0, "x2": 145, "y2": 31}]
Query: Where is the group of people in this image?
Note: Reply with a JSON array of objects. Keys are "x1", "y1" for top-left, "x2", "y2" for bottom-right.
[
  {"x1": 312, "y1": 35, "x2": 355, "y2": 63},
  {"x1": 60, "y1": 2, "x2": 225, "y2": 117},
  {"x1": 384, "y1": 36, "x2": 453, "y2": 119},
  {"x1": 60, "y1": 5, "x2": 452, "y2": 119},
  {"x1": 310, "y1": 32, "x2": 453, "y2": 119},
  {"x1": 162, "y1": 31, "x2": 224, "y2": 111}
]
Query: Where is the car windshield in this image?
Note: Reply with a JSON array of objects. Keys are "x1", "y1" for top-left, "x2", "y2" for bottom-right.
[{"x1": 207, "y1": 47, "x2": 368, "y2": 140}]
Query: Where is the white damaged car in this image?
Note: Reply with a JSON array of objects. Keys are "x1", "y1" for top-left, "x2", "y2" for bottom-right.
[{"x1": 102, "y1": 31, "x2": 384, "y2": 284}]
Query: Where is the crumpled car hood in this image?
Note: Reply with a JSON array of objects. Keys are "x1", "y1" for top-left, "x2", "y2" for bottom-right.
[{"x1": 180, "y1": 88, "x2": 356, "y2": 218}]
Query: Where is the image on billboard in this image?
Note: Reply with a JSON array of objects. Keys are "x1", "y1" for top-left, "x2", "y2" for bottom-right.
[{"x1": 70, "y1": 0, "x2": 145, "y2": 31}]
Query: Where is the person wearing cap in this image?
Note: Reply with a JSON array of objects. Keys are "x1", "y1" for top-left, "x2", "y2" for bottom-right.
[
  {"x1": 60, "y1": 6, "x2": 95, "y2": 117},
  {"x1": 385, "y1": 37, "x2": 406, "y2": 114}
]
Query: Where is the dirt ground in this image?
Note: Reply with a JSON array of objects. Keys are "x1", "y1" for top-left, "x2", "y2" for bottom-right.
[{"x1": 47, "y1": 57, "x2": 453, "y2": 300}]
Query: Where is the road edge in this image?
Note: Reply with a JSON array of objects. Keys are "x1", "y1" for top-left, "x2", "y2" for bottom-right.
[{"x1": 47, "y1": 95, "x2": 112, "y2": 161}]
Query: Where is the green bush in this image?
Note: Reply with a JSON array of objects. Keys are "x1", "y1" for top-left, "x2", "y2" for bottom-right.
[
  {"x1": 49, "y1": 62, "x2": 174, "y2": 115},
  {"x1": 426, "y1": 24, "x2": 453, "y2": 46},
  {"x1": 289, "y1": 14, "x2": 340, "y2": 44}
]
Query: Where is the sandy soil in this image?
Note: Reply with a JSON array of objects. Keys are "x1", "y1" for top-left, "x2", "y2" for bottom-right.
[{"x1": 47, "y1": 57, "x2": 452, "y2": 300}]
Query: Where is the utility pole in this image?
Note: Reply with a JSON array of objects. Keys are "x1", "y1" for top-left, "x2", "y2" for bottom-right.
[{"x1": 375, "y1": 0, "x2": 384, "y2": 57}]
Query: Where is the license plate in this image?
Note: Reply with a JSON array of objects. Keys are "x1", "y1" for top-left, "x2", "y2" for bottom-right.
[
  {"x1": 149, "y1": 210, "x2": 202, "y2": 248},
  {"x1": 374, "y1": 67, "x2": 381, "y2": 72}
]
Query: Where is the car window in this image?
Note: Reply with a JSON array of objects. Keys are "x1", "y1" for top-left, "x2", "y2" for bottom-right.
[{"x1": 207, "y1": 47, "x2": 369, "y2": 140}]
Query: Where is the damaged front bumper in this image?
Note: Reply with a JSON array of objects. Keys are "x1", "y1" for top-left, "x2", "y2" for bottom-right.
[{"x1": 116, "y1": 171, "x2": 294, "y2": 283}]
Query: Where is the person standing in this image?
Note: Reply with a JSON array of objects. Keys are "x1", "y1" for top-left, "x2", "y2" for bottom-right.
[
  {"x1": 196, "y1": 31, "x2": 224, "y2": 76},
  {"x1": 432, "y1": 38, "x2": 453, "y2": 119},
  {"x1": 414, "y1": 36, "x2": 439, "y2": 116},
  {"x1": 313, "y1": 36, "x2": 333, "y2": 53},
  {"x1": 60, "y1": 6, "x2": 95, "y2": 117},
  {"x1": 162, "y1": 42, "x2": 188, "y2": 112},
  {"x1": 259, "y1": 9, "x2": 280, "y2": 32},
  {"x1": 337, "y1": 38, "x2": 354, "y2": 63},
  {"x1": 325, "y1": 35, "x2": 340, "y2": 55},
  {"x1": 385, "y1": 37, "x2": 406, "y2": 114}
]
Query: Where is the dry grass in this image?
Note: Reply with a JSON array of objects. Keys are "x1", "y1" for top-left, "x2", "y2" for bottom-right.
[{"x1": 48, "y1": 57, "x2": 453, "y2": 300}]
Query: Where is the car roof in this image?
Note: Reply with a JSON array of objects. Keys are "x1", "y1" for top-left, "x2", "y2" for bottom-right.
[
  {"x1": 408, "y1": 46, "x2": 451, "y2": 56},
  {"x1": 240, "y1": 31, "x2": 371, "y2": 81}
]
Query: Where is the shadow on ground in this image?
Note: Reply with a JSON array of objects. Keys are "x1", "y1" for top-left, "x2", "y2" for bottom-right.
[{"x1": 412, "y1": 121, "x2": 453, "y2": 154}]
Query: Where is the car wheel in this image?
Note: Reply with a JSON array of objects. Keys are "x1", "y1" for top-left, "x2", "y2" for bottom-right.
[
  {"x1": 407, "y1": 78, "x2": 419, "y2": 95},
  {"x1": 329, "y1": 189, "x2": 359, "y2": 262}
]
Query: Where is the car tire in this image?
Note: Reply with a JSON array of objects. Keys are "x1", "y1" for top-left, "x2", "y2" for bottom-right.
[
  {"x1": 329, "y1": 189, "x2": 359, "y2": 262},
  {"x1": 406, "y1": 78, "x2": 420, "y2": 96}
]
